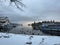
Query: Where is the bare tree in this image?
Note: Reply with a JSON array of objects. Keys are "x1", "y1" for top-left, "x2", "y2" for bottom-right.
[{"x1": 10, "y1": 0, "x2": 26, "y2": 11}]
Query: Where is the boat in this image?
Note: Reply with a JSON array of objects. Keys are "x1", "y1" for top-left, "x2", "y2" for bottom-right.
[{"x1": 31, "y1": 20, "x2": 60, "y2": 36}]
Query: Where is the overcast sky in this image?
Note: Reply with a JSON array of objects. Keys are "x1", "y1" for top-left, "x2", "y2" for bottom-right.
[{"x1": 0, "y1": 0, "x2": 60, "y2": 21}]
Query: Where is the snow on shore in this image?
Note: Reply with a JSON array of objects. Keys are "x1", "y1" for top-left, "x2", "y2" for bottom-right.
[{"x1": 0, "y1": 33, "x2": 60, "y2": 45}]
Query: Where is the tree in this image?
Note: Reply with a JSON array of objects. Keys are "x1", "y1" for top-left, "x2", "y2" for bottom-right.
[{"x1": 10, "y1": 0, "x2": 25, "y2": 11}]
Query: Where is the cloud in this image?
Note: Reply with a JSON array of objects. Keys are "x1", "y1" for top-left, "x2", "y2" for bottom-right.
[
  {"x1": 0, "y1": 0, "x2": 60, "y2": 21},
  {"x1": 0, "y1": 0, "x2": 35, "y2": 22},
  {"x1": 22, "y1": 0, "x2": 60, "y2": 20}
]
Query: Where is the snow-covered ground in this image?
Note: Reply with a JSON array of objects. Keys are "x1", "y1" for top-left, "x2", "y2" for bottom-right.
[
  {"x1": 0, "y1": 33, "x2": 60, "y2": 45},
  {"x1": 9, "y1": 26, "x2": 44, "y2": 35}
]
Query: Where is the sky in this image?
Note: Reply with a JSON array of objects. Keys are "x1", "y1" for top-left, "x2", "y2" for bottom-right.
[
  {"x1": 23, "y1": 0, "x2": 60, "y2": 21},
  {"x1": 0, "y1": 0, "x2": 60, "y2": 21}
]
